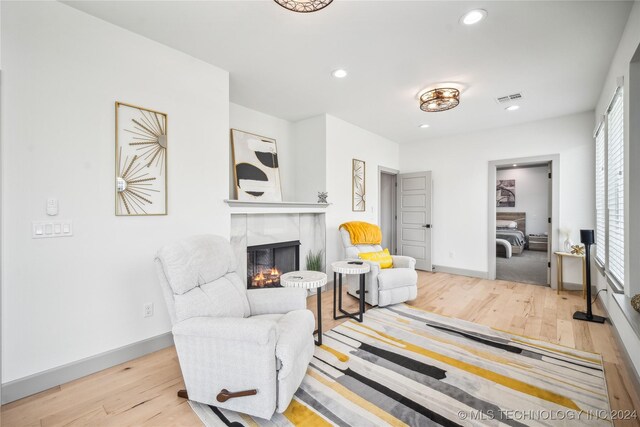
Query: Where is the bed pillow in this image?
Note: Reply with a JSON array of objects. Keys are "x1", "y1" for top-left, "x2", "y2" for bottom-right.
[
  {"x1": 496, "y1": 220, "x2": 518, "y2": 229},
  {"x1": 358, "y1": 248, "x2": 393, "y2": 269}
]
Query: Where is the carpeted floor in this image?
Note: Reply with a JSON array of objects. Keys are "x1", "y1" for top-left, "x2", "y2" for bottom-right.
[
  {"x1": 496, "y1": 249, "x2": 549, "y2": 286},
  {"x1": 190, "y1": 304, "x2": 611, "y2": 426}
]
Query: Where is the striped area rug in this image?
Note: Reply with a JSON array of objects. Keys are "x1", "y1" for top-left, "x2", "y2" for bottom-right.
[{"x1": 190, "y1": 304, "x2": 611, "y2": 426}]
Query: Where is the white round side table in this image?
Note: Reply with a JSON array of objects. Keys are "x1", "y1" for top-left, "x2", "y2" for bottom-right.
[
  {"x1": 331, "y1": 261, "x2": 370, "y2": 323},
  {"x1": 280, "y1": 270, "x2": 327, "y2": 346}
]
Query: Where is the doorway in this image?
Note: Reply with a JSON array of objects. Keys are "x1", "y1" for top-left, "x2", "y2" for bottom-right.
[
  {"x1": 488, "y1": 155, "x2": 560, "y2": 289},
  {"x1": 378, "y1": 167, "x2": 398, "y2": 253}
]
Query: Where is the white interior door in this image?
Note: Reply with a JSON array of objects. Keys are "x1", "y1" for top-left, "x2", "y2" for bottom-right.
[{"x1": 397, "y1": 172, "x2": 432, "y2": 271}]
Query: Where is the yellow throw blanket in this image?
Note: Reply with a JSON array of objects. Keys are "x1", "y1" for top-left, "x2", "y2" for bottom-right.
[{"x1": 340, "y1": 221, "x2": 382, "y2": 245}]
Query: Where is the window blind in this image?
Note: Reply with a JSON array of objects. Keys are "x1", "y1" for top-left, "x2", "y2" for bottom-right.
[
  {"x1": 595, "y1": 126, "x2": 605, "y2": 264},
  {"x1": 607, "y1": 90, "x2": 624, "y2": 286}
]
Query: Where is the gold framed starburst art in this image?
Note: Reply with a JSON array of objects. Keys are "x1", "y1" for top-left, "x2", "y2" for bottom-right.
[
  {"x1": 115, "y1": 102, "x2": 167, "y2": 216},
  {"x1": 352, "y1": 158, "x2": 366, "y2": 212}
]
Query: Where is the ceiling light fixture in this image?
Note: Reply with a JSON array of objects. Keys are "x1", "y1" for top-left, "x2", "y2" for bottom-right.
[
  {"x1": 513, "y1": 164, "x2": 518, "y2": 167},
  {"x1": 420, "y1": 88, "x2": 460, "y2": 112},
  {"x1": 274, "y1": 0, "x2": 333, "y2": 13},
  {"x1": 461, "y1": 9, "x2": 487, "y2": 25},
  {"x1": 419, "y1": 124, "x2": 430, "y2": 129},
  {"x1": 332, "y1": 69, "x2": 348, "y2": 78},
  {"x1": 505, "y1": 105, "x2": 520, "y2": 111}
]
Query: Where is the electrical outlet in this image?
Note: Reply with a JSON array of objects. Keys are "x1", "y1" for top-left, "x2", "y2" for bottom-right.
[{"x1": 143, "y1": 302, "x2": 154, "y2": 318}]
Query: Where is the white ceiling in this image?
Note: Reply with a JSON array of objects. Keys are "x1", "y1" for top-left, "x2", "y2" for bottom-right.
[{"x1": 65, "y1": 0, "x2": 632, "y2": 143}]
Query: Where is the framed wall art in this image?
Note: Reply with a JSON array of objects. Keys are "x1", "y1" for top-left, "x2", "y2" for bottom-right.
[
  {"x1": 352, "y1": 158, "x2": 366, "y2": 212},
  {"x1": 231, "y1": 129, "x2": 282, "y2": 202},
  {"x1": 115, "y1": 102, "x2": 167, "y2": 216},
  {"x1": 496, "y1": 179, "x2": 516, "y2": 207}
]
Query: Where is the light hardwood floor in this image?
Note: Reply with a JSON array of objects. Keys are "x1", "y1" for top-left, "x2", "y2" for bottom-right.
[{"x1": 3, "y1": 272, "x2": 639, "y2": 426}]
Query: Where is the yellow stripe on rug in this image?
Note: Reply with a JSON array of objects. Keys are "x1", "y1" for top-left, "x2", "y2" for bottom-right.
[
  {"x1": 343, "y1": 322, "x2": 582, "y2": 411},
  {"x1": 283, "y1": 399, "x2": 332, "y2": 426}
]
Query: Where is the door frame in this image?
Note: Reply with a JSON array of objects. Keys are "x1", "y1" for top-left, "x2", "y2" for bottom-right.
[
  {"x1": 378, "y1": 166, "x2": 399, "y2": 254},
  {"x1": 487, "y1": 154, "x2": 560, "y2": 289}
]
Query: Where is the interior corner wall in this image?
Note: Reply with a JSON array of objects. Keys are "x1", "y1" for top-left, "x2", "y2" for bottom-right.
[
  {"x1": 325, "y1": 115, "x2": 400, "y2": 270},
  {"x1": 1, "y1": 1, "x2": 230, "y2": 384},
  {"x1": 400, "y1": 112, "x2": 595, "y2": 284},
  {"x1": 496, "y1": 166, "x2": 549, "y2": 235},
  {"x1": 229, "y1": 103, "x2": 296, "y2": 201}
]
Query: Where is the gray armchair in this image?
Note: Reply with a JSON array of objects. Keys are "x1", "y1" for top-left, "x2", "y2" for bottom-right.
[
  {"x1": 340, "y1": 227, "x2": 418, "y2": 307},
  {"x1": 155, "y1": 235, "x2": 314, "y2": 419}
]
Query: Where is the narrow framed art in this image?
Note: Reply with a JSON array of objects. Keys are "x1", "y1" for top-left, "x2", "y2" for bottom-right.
[
  {"x1": 352, "y1": 158, "x2": 366, "y2": 212},
  {"x1": 231, "y1": 129, "x2": 283, "y2": 202},
  {"x1": 115, "y1": 102, "x2": 167, "y2": 216}
]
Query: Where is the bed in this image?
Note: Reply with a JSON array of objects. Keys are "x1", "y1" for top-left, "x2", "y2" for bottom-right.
[{"x1": 496, "y1": 212, "x2": 526, "y2": 257}]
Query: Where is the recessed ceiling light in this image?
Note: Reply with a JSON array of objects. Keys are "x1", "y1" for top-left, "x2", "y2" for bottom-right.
[
  {"x1": 461, "y1": 9, "x2": 487, "y2": 25},
  {"x1": 332, "y1": 69, "x2": 348, "y2": 78},
  {"x1": 513, "y1": 164, "x2": 518, "y2": 167},
  {"x1": 419, "y1": 124, "x2": 430, "y2": 129},
  {"x1": 505, "y1": 105, "x2": 520, "y2": 111}
]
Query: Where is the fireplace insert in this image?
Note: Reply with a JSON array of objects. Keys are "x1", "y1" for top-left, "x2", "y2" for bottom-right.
[{"x1": 247, "y1": 240, "x2": 300, "y2": 289}]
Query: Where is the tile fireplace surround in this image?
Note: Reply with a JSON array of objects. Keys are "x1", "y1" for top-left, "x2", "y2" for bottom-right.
[{"x1": 230, "y1": 210, "x2": 327, "y2": 285}]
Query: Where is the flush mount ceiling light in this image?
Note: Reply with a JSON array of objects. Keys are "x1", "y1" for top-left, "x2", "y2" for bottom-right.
[
  {"x1": 274, "y1": 0, "x2": 333, "y2": 13},
  {"x1": 505, "y1": 105, "x2": 520, "y2": 111},
  {"x1": 419, "y1": 124, "x2": 430, "y2": 128},
  {"x1": 332, "y1": 69, "x2": 348, "y2": 78},
  {"x1": 461, "y1": 9, "x2": 487, "y2": 25},
  {"x1": 420, "y1": 88, "x2": 460, "y2": 112}
]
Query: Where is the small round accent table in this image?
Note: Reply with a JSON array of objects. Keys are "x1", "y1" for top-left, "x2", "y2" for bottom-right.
[
  {"x1": 331, "y1": 261, "x2": 370, "y2": 323},
  {"x1": 280, "y1": 270, "x2": 327, "y2": 346}
]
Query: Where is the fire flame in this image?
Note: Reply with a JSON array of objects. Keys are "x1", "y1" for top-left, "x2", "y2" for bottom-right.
[{"x1": 252, "y1": 268, "x2": 281, "y2": 287}]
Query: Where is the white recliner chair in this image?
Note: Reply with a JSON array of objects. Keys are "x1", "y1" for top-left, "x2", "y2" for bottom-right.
[
  {"x1": 340, "y1": 227, "x2": 418, "y2": 307},
  {"x1": 155, "y1": 235, "x2": 315, "y2": 419}
]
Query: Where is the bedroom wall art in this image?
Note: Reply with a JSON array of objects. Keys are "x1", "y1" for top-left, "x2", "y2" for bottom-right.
[
  {"x1": 496, "y1": 179, "x2": 516, "y2": 207},
  {"x1": 231, "y1": 129, "x2": 282, "y2": 202},
  {"x1": 352, "y1": 158, "x2": 366, "y2": 211},
  {"x1": 115, "y1": 102, "x2": 167, "y2": 216}
]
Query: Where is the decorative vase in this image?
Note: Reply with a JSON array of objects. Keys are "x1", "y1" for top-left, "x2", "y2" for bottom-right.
[
  {"x1": 564, "y1": 238, "x2": 573, "y2": 253},
  {"x1": 317, "y1": 191, "x2": 328, "y2": 204}
]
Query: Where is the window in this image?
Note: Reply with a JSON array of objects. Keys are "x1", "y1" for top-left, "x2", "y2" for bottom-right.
[
  {"x1": 607, "y1": 90, "x2": 624, "y2": 286},
  {"x1": 595, "y1": 87, "x2": 624, "y2": 289},
  {"x1": 595, "y1": 126, "x2": 605, "y2": 265}
]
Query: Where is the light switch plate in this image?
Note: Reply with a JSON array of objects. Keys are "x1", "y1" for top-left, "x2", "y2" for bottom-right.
[{"x1": 32, "y1": 221, "x2": 73, "y2": 239}]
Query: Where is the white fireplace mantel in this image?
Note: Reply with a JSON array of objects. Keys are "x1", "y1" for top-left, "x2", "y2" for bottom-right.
[{"x1": 224, "y1": 199, "x2": 330, "y2": 214}]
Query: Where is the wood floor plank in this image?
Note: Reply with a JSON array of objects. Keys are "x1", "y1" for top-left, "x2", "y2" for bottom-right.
[{"x1": 1, "y1": 271, "x2": 638, "y2": 426}]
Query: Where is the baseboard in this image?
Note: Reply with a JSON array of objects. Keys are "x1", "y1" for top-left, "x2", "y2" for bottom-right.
[
  {"x1": 1, "y1": 332, "x2": 174, "y2": 404},
  {"x1": 597, "y1": 294, "x2": 640, "y2": 397},
  {"x1": 432, "y1": 265, "x2": 488, "y2": 279}
]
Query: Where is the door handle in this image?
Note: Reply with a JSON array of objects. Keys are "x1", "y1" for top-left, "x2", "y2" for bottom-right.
[{"x1": 423, "y1": 224, "x2": 431, "y2": 228}]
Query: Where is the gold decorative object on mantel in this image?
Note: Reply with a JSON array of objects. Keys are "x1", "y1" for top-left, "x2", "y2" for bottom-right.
[
  {"x1": 631, "y1": 294, "x2": 640, "y2": 313},
  {"x1": 571, "y1": 244, "x2": 585, "y2": 255},
  {"x1": 115, "y1": 102, "x2": 167, "y2": 216}
]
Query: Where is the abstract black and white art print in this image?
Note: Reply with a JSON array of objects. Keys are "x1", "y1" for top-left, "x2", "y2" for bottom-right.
[
  {"x1": 231, "y1": 129, "x2": 283, "y2": 202},
  {"x1": 496, "y1": 179, "x2": 516, "y2": 207}
]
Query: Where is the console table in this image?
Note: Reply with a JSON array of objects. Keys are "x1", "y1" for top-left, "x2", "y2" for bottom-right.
[{"x1": 554, "y1": 251, "x2": 586, "y2": 299}]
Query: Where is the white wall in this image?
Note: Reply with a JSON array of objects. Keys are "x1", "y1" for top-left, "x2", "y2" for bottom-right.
[
  {"x1": 229, "y1": 103, "x2": 296, "y2": 201},
  {"x1": 292, "y1": 115, "x2": 327, "y2": 203},
  {"x1": 497, "y1": 166, "x2": 549, "y2": 235},
  {"x1": 593, "y1": 0, "x2": 640, "y2": 378},
  {"x1": 400, "y1": 112, "x2": 594, "y2": 283},
  {"x1": 325, "y1": 115, "x2": 400, "y2": 268},
  {"x1": 1, "y1": 1, "x2": 230, "y2": 382}
]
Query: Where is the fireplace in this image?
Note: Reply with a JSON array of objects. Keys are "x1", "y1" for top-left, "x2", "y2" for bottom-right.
[{"x1": 247, "y1": 240, "x2": 300, "y2": 289}]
